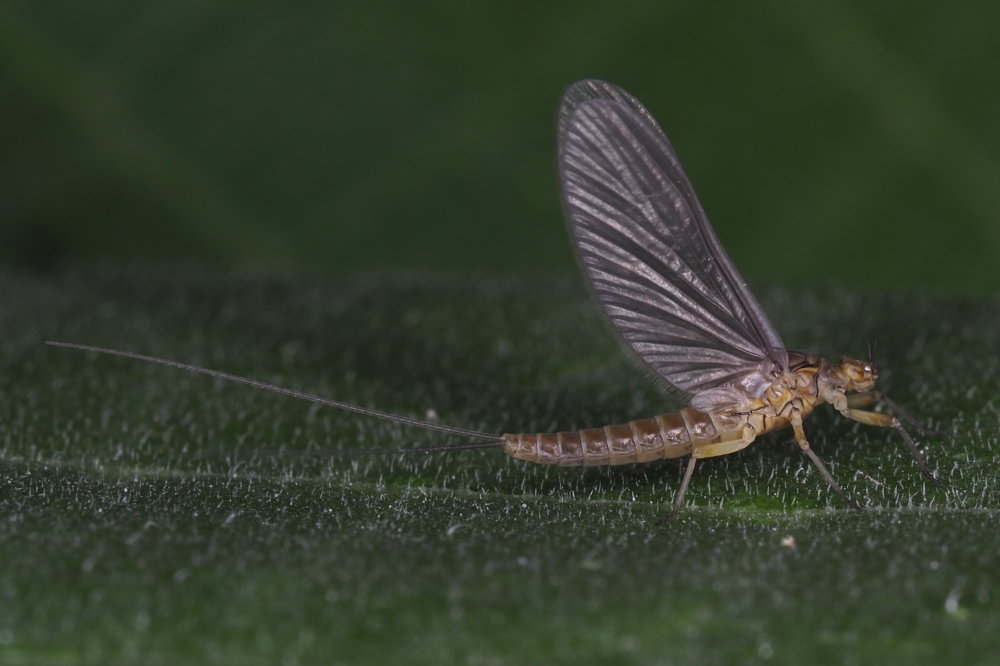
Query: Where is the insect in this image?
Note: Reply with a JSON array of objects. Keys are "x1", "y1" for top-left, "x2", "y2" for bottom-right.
[{"x1": 49, "y1": 79, "x2": 939, "y2": 517}]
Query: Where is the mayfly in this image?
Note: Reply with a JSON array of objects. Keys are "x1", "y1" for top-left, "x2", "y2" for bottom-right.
[{"x1": 48, "y1": 79, "x2": 939, "y2": 516}]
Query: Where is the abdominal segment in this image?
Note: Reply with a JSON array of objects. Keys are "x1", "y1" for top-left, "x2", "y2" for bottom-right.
[{"x1": 502, "y1": 408, "x2": 738, "y2": 467}]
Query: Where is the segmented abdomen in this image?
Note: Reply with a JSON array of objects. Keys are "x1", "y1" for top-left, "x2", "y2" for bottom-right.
[{"x1": 502, "y1": 408, "x2": 728, "y2": 466}]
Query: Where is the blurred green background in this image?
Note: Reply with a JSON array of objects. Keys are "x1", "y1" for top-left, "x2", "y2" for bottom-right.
[{"x1": 2, "y1": 0, "x2": 999, "y2": 290}]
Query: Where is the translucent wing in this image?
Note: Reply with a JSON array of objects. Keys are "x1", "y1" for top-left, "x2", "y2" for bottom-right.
[{"x1": 557, "y1": 80, "x2": 787, "y2": 401}]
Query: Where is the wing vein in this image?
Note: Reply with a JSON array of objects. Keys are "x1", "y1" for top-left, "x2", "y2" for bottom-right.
[{"x1": 557, "y1": 80, "x2": 787, "y2": 399}]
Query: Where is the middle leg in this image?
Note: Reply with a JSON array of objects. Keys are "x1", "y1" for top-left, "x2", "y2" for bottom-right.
[{"x1": 791, "y1": 414, "x2": 860, "y2": 510}]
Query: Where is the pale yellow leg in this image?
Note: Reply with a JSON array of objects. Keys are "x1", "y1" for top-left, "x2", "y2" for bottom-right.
[
  {"x1": 847, "y1": 391, "x2": 938, "y2": 436},
  {"x1": 846, "y1": 391, "x2": 879, "y2": 408},
  {"x1": 839, "y1": 406, "x2": 896, "y2": 427},
  {"x1": 691, "y1": 426, "x2": 757, "y2": 459},
  {"x1": 791, "y1": 414, "x2": 860, "y2": 510},
  {"x1": 659, "y1": 428, "x2": 758, "y2": 524},
  {"x1": 836, "y1": 407, "x2": 940, "y2": 485}
]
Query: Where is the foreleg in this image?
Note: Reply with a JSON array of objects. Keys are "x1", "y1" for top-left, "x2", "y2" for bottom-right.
[
  {"x1": 834, "y1": 405, "x2": 940, "y2": 486},
  {"x1": 847, "y1": 391, "x2": 938, "y2": 436},
  {"x1": 846, "y1": 391, "x2": 878, "y2": 408}
]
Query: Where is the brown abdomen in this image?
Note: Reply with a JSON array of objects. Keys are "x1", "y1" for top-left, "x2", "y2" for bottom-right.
[{"x1": 502, "y1": 409, "x2": 723, "y2": 467}]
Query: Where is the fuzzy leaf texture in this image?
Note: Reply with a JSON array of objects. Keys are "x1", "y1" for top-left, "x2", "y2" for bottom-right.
[{"x1": 1, "y1": 269, "x2": 998, "y2": 665}]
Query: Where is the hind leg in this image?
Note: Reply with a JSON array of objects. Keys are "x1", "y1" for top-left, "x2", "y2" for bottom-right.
[{"x1": 660, "y1": 429, "x2": 758, "y2": 524}]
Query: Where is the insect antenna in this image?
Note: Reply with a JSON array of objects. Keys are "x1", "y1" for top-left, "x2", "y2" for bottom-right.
[
  {"x1": 45, "y1": 341, "x2": 501, "y2": 442},
  {"x1": 867, "y1": 339, "x2": 878, "y2": 367}
]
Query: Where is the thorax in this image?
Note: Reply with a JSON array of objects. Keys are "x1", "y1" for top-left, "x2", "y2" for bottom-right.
[{"x1": 728, "y1": 353, "x2": 827, "y2": 434}]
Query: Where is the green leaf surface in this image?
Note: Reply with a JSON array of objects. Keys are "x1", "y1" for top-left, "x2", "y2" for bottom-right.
[{"x1": 1, "y1": 268, "x2": 998, "y2": 664}]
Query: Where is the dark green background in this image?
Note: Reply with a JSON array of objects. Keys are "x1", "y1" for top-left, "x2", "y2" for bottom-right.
[{"x1": 2, "y1": 1, "x2": 998, "y2": 290}]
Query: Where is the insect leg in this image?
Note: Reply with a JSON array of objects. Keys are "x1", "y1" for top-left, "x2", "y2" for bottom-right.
[
  {"x1": 835, "y1": 407, "x2": 940, "y2": 486},
  {"x1": 658, "y1": 456, "x2": 698, "y2": 525},
  {"x1": 658, "y1": 429, "x2": 757, "y2": 524},
  {"x1": 845, "y1": 391, "x2": 879, "y2": 408},
  {"x1": 877, "y1": 393, "x2": 941, "y2": 436},
  {"x1": 791, "y1": 415, "x2": 860, "y2": 510},
  {"x1": 847, "y1": 391, "x2": 938, "y2": 436},
  {"x1": 689, "y1": 429, "x2": 756, "y2": 458}
]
